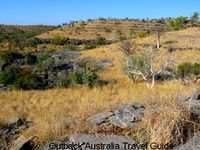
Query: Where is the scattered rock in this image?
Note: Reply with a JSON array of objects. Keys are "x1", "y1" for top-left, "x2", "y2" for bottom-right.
[
  {"x1": 13, "y1": 136, "x2": 34, "y2": 150},
  {"x1": 110, "y1": 102, "x2": 145, "y2": 128},
  {"x1": 175, "y1": 136, "x2": 200, "y2": 150},
  {"x1": 70, "y1": 134, "x2": 137, "y2": 150},
  {"x1": 179, "y1": 89, "x2": 200, "y2": 122},
  {"x1": 0, "y1": 118, "x2": 32, "y2": 150},
  {"x1": 87, "y1": 112, "x2": 114, "y2": 126},
  {"x1": 88, "y1": 102, "x2": 145, "y2": 129},
  {"x1": 191, "y1": 89, "x2": 200, "y2": 100}
]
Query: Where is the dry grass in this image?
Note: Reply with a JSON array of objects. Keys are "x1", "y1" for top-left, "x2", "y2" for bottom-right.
[{"x1": 0, "y1": 28, "x2": 200, "y2": 146}]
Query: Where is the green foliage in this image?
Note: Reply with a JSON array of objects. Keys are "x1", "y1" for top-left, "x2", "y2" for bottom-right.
[
  {"x1": 85, "y1": 71, "x2": 98, "y2": 88},
  {"x1": 53, "y1": 36, "x2": 70, "y2": 45},
  {"x1": 138, "y1": 31, "x2": 147, "y2": 38},
  {"x1": 0, "y1": 51, "x2": 23, "y2": 63},
  {"x1": 193, "y1": 63, "x2": 200, "y2": 75},
  {"x1": 36, "y1": 50, "x2": 54, "y2": 72},
  {"x1": 167, "y1": 17, "x2": 188, "y2": 31},
  {"x1": 25, "y1": 53, "x2": 37, "y2": 65},
  {"x1": 0, "y1": 67, "x2": 22, "y2": 85},
  {"x1": 0, "y1": 67, "x2": 43, "y2": 90},
  {"x1": 84, "y1": 43, "x2": 97, "y2": 50},
  {"x1": 56, "y1": 76, "x2": 71, "y2": 88},
  {"x1": 13, "y1": 73, "x2": 43, "y2": 90},
  {"x1": 177, "y1": 62, "x2": 200, "y2": 79},
  {"x1": 191, "y1": 12, "x2": 200, "y2": 24},
  {"x1": 95, "y1": 36, "x2": 106, "y2": 45},
  {"x1": 69, "y1": 71, "x2": 84, "y2": 84},
  {"x1": 56, "y1": 70, "x2": 98, "y2": 89},
  {"x1": 116, "y1": 30, "x2": 127, "y2": 41}
]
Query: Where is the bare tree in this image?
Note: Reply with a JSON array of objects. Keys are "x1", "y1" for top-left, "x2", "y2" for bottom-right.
[
  {"x1": 125, "y1": 48, "x2": 174, "y2": 88},
  {"x1": 152, "y1": 25, "x2": 165, "y2": 49},
  {"x1": 118, "y1": 40, "x2": 137, "y2": 56}
]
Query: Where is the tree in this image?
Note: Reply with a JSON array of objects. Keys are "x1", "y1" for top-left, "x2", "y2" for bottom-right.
[
  {"x1": 125, "y1": 48, "x2": 174, "y2": 88},
  {"x1": 191, "y1": 12, "x2": 200, "y2": 24},
  {"x1": 152, "y1": 25, "x2": 165, "y2": 49},
  {"x1": 118, "y1": 40, "x2": 137, "y2": 56}
]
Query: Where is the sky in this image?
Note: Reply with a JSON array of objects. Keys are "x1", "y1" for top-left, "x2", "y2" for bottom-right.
[{"x1": 0, "y1": 0, "x2": 200, "y2": 25}]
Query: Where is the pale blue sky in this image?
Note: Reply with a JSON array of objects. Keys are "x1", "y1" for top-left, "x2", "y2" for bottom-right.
[{"x1": 0, "y1": 0, "x2": 199, "y2": 25}]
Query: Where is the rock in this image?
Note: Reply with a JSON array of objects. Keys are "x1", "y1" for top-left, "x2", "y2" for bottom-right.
[
  {"x1": 175, "y1": 136, "x2": 200, "y2": 150},
  {"x1": 42, "y1": 134, "x2": 137, "y2": 150},
  {"x1": 110, "y1": 102, "x2": 145, "y2": 128},
  {"x1": 179, "y1": 89, "x2": 200, "y2": 122},
  {"x1": 191, "y1": 89, "x2": 200, "y2": 100},
  {"x1": 155, "y1": 70, "x2": 176, "y2": 81},
  {"x1": 87, "y1": 102, "x2": 145, "y2": 129},
  {"x1": 42, "y1": 140, "x2": 71, "y2": 150},
  {"x1": 87, "y1": 112, "x2": 114, "y2": 126},
  {"x1": 0, "y1": 84, "x2": 12, "y2": 91},
  {"x1": 14, "y1": 136, "x2": 34, "y2": 150},
  {"x1": 96, "y1": 59, "x2": 114, "y2": 70},
  {"x1": 70, "y1": 134, "x2": 137, "y2": 150},
  {"x1": 0, "y1": 118, "x2": 32, "y2": 149}
]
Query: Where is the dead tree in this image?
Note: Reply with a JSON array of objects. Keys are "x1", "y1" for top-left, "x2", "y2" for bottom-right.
[
  {"x1": 152, "y1": 25, "x2": 165, "y2": 49},
  {"x1": 118, "y1": 40, "x2": 137, "y2": 56},
  {"x1": 125, "y1": 48, "x2": 174, "y2": 88}
]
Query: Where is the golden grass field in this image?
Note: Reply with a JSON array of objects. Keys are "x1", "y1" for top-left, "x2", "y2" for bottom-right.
[{"x1": 0, "y1": 27, "x2": 200, "y2": 145}]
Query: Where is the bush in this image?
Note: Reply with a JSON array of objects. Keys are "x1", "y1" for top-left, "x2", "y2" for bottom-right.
[
  {"x1": 84, "y1": 43, "x2": 96, "y2": 50},
  {"x1": 13, "y1": 73, "x2": 43, "y2": 90},
  {"x1": 95, "y1": 37, "x2": 106, "y2": 45},
  {"x1": 85, "y1": 71, "x2": 98, "y2": 88},
  {"x1": 0, "y1": 67, "x2": 43, "y2": 90},
  {"x1": 138, "y1": 31, "x2": 147, "y2": 38},
  {"x1": 0, "y1": 67, "x2": 22, "y2": 85},
  {"x1": 36, "y1": 50, "x2": 54, "y2": 72},
  {"x1": 193, "y1": 63, "x2": 200, "y2": 75},
  {"x1": 69, "y1": 71, "x2": 84, "y2": 84},
  {"x1": 116, "y1": 30, "x2": 127, "y2": 41},
  {"x1": 25, "y1": 53, "x2": 37, "y2": 65},
  {"x1": 177, "y1": 62, "x2": 200, "y2": 79},
  {"x1": 53, "y1": 36, "x2": 69, "y2": 45},
  {"x1": 0, "y1": 51, "x2": 23, "y2": 63},
  {"x1": 56, "y1": 76, "x2": 71, "y2": 88}
]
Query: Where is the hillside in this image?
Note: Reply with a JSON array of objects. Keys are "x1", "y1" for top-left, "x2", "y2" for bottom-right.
[
  {"x1": 37, "y1": 20, "x2": 164, "y2": 40},
  {"x1": 0, "y1": 27, "x2": 200, "y2": 148}
]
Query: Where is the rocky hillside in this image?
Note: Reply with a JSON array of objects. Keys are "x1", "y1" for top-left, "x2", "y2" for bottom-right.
[{"x1": 37, "y1": 20, "x2": 165, "y2": 40}]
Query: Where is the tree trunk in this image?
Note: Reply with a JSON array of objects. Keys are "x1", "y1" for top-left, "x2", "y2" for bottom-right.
[{"x1": 157, "y1": 35, "x2": 160, "y2": 49}]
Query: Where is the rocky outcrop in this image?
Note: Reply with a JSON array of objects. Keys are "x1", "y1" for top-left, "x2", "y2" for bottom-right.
[
  {"x1": 42, "y1": 134, "x2": 137, "y2": 150},
  {"x1": 175, "y1": 136, "x2": 200, "y2": 150},
  {"x1": 0, "y1": 118, "x2": 32, "y2": 150},
  {"x1": 88, "y1": 102, "x2": 145, "y2": 129},
  {"x1": 179, "y1": 88, "x2": 200, "y2": 122}
]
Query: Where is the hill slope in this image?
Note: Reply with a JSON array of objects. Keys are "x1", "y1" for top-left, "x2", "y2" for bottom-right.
[{"x1": 37, "y1": 20, "x2": 164, "y2": 40}]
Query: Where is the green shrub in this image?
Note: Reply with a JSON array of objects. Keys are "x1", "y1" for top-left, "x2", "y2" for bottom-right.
[
  {"x1": 193, "y1": 63, "x2": 200, "y2": 75},
  {"x1": 25, "y1": 53, "x2": 37, "y2": 65},
  {"x1": 0, "y1": 67, "x2": 43, "y2": 90},
  {"x1": 86, "y1": 71, "x2": 98, "y2": 88},
  {"x1": 177, "y1": 62, "x2": 198, "y2": 79},
  {"x1": 36, "y1": 50, "x2": 54, "y2": 72},
  {"x1": 69, "y1": 71, "x2": 84, "y2": 84},
  {"x1": 138, "y1": 31, "x2": 147, "y2": 38},
  {"x1": 13, "y1": 73, "x2": 43, "y2": 90},
  {"x1": 0, "y1": 51, "x2": 23, "y2": 63},
  {"x1": 84, "y1": 43, "x2": 96, "y2": 50},
  {"x1": 56, "y1": 77, "x2": 71, "y2": 88},
  {"x1": 53, "y1": 36, "x2": 69, "y2": 45},
  {"x1": 95, "y1": 37, "x2": 106, "y2": 45},
  {"x1": 0, "y1": 67, "x2": 22, "y2": 84},
  {"x1": 116, "y1": 30, "x2": 127, "y2": 41}
]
